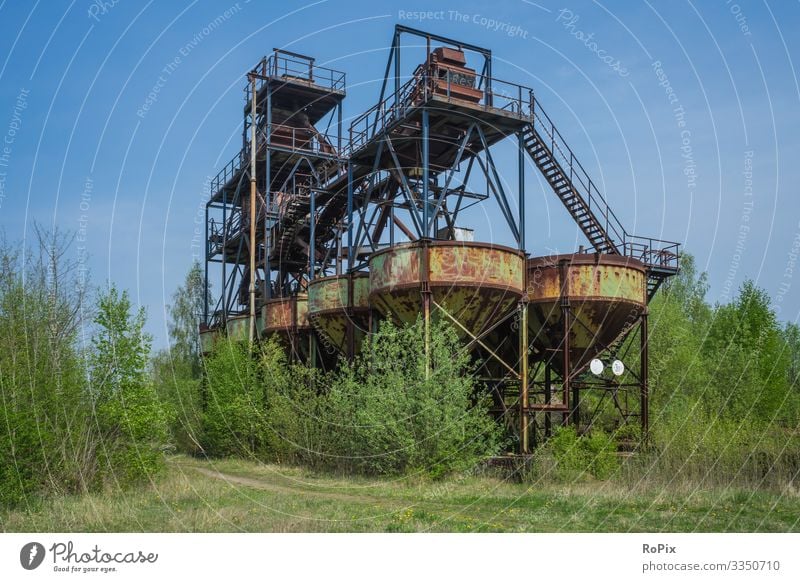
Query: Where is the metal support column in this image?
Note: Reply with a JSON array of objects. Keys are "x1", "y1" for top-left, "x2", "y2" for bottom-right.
[
  {"x1": 559, "y1": 259, "x2": 572, "y2": 427},
  {"x1": 518, "y1": 131, "x2": 528, "y2": 453},
  {"x1": 641, "y1": 309, "x2": 649, "y2": 443},
  {"x1": 346, "y1": 274, "x2": 355, "y2": 361},
  {"x1": 519, "y1": 301, "x2": 529, "y2": 454},
  {"x1": 309, "y1": 187, "x2": 317, "y2": 366},
  {"x1": 422, "y1": 108, "x2": 430, "y2": 237},
  {"x1": 544, "y1": 361, "x2": 552, "y2": 437},
  {"x1": 221, "y1": 187, "x2": 227, "y2": 327},
  {"x1": 204, "y1": 203, "x2": 209, "y2": 324},
  {"x1": 265, "y1": 84, "x2": 272, "y2": 299},
  {"x1": 309, "y1": 189, "x2": 316, "y2": 280},
  {"x1": 337, "y1": 101, "x2": 342, "y2": 153},
  {"x1": 422, "y1": 240, "x2": 431, "y2": 380},
  {"x1": 518, "y1": 131, "x2": 525, "y2": 250},
  {"x1": 248, "y1": 73, "x2": 257, "y2": 345},
  {"x1": 346, "y1": 163, "x2": 353, "y2": 268}
]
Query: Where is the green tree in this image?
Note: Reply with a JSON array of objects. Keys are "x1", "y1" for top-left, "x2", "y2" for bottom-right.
[
  {"x1": 201, "y1": 338, "x2": 269, "y2": 458},
  {"x1": 783, "y1": 322, "x2": 800, "y2": 390},
  {"x1": 0, "y1": 230, "x2": 92, "y2": 504},
  {"x1": 91, "y1": 285, "x2": 168, "y2": 484},
  {"x1": 648, "y1": 254, "x2": 712, "y2": 409},
  {"x1": 705, "y1": 281, "x2": 790, "y2": 422},
  {"x1": 153, "y1": 261, "x2": 209, "y2": 453},
  {"x1": 168, "y1": 260, "x2": 207, "y2": 374}
]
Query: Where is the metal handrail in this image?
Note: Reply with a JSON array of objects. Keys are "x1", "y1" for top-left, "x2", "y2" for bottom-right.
[
  {"x1": 527, "y1": 98, "x2": 680, "y2": 271},
  {"x1": 210, "y1": 122, "x2": 343, "y2": 201},
  {"x1": 529, "y1": 99, "x2": 626, "y2": 250},
  {"x1": 259, "y1": 123, "x2": 339, "y2": 157},
  {"x1": 210, "y1": 149, "x2": 246, "y2": 197},
  {"x1": 348, "y1": 68, "x2": 536, "y2": 156},
  {"x1": 622, "y1": 235, "x2": 680, "y2": 271},
  {"x1": 247, "y1": 52, "x2": 346, "y2": 98}
]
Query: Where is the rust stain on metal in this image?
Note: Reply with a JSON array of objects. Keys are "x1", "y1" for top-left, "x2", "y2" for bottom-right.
[
  {"x1": 308, "y1": 274, "x2": 370, "y2": 351},
  {"x1": 199, "y1": 329, "x2": 217, "y2": 354},
  {"x1": 226, "y1": 314, "x2": 257, "y2": 341},
  {"x1": 369, "y1": 242, "x2": 524, "y2": 337},
  {"x1": 526, "y1": 253, "x2": 647, "y2": 368},
  {"x1": 263, "y1": 295, "x2": 311, "y2": 334}
]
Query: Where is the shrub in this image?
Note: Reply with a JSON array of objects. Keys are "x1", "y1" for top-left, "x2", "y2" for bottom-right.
[
  {"x1": 316, "y1": 319, "x2": 504, "y2": 477},
  {"x1": 583, "y1": 430, "x2": 619, "y2": 480},
  {"x1": 201, "y1": 338, "x2": 268, "y2": 458},
  {"x1": 259, "y1": 339, "x2": 324, "y2": 466},
  {"x1": 151, "y1": 353, "x2": 203, "y2": 454},
  {"x1": 152, "y1": 261, "x2": 209, "y2": 455},
  {"x1": 532, "y1": 426, "x2": 619, "y2": 482}
]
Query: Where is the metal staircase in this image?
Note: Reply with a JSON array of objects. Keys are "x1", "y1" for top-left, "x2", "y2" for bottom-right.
[
  {"x1": 523, "y1": 102, "x2": 679, "y2": 302},
  {"x1": 522, "y1": 124, "x2": 619, "y2": 254}
]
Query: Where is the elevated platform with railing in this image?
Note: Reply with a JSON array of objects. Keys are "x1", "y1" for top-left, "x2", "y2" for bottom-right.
[
  {"x1": 247, "y1": 49, "x2": 345, "y2": 123},
  {"x1": 347, "y1": 64, "x2": 535, "y2": 170},
  {"x1": 208, "y1": 50, "x2": 347, "y2": 206},
  {"x1": 203, "y1": 26, "x2": 680, "y2": 325},
  {"x1": 343, "y1": 43, "x2": 679, "y2": 294}
]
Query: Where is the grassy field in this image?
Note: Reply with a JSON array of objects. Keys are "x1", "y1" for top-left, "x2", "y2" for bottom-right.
[{"x1": 2, "y1": 455, "x2": 798, "y2": 532}]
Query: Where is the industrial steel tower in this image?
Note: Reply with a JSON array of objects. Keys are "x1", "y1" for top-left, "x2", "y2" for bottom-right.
[{"x1": 203, "y1": 26, "x2": 680, "y2": 453}]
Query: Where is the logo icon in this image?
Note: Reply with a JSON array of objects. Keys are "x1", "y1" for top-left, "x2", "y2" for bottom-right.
[{"x1": 20, "y1": 542, "x2": 45, "y2": 570}]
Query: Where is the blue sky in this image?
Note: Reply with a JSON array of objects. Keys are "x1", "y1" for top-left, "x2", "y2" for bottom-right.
[{"x1": 0, "y1": 0, "x2": 798, "y2": 347}]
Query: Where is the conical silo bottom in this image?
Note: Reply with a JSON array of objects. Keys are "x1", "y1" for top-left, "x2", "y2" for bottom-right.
[
  {"x1": 308, "y1": 273, "x2": 370, "y2": 355},
  {"x1": 526, "y1": 253, "x2": 647, "y2": 373},
  {"x1": 368, "y1": 241, "x2": 525, "y2": 339}
]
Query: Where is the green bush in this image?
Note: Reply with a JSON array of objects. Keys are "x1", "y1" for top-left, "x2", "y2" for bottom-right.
[
  {"x1": 316, "y1": 319, "x2": 504, "y2": 477},
  {"x1": 532, "y1": 426, "x2": 619, "y2": 482},
  {"x1": 0, "y1": 232, "x2": 170, "y2": 506},
  {"x1": 152, "y1": 353, "x2": 204, "y2": 454},
  {"x1": 201, "y1": 338, "x2": 269, "y2": 458},
  {"x1": 152, "y1": 261, "x2": 208, "y2": 455},
  {"x1": 258, "y1": 339, "x2": 323, "y2": 466},
  {"x1": 202, "y1": 319, "x2": 504, "y2": 477},
  {"x1": 583, "y1": 430, "x2": 619, "y2": 480}
]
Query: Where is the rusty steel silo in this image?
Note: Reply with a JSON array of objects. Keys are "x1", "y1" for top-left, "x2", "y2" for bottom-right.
[
  {"x1": 527, "y1": 253, "x2": 647, "y2": 371},
  {"x1": 307, "y1": 273, "x2": 370, "y2": 358},
  {"x1": 521, "y1": 253, "x2": 651, "y2": 443},
  {"x1": 368, "y1": 241, "x2": 525, "y2": 338},
  {"x1": 262, "y1": 294, "x2": 313, "y2": 361}
]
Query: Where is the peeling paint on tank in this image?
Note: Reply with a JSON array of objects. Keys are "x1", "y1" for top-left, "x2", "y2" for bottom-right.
[
  {"x1": 369, "y1": 242, "x2": 525, "y2": 336},
  {"x1": 226, "y1": 314, "x2": 255, "y2": 341},
  {"x1": 308, "y1": 276, "x2": 370, "y2": 352},
  {"x1": 370, "y1": 246, "x2": 420, "y2": 291},
  {"x1": 263, "y1": 295, "x2": 311, "y2": 333},
  {"x1": 199, "y1": 329, "x2": 217, "y2": 354},
  {"x1": 526, "y1": 254, "x2": 647, "y2": 367}
]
